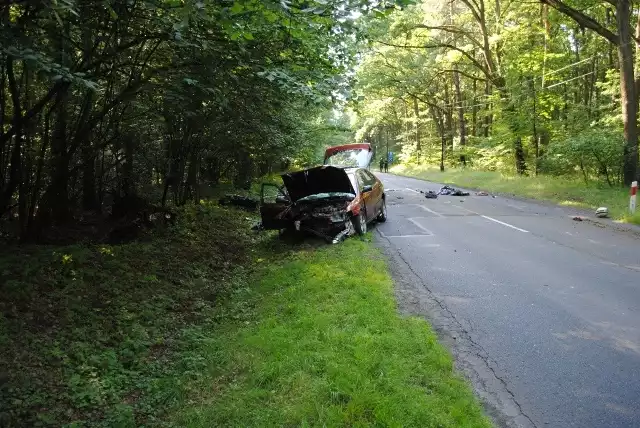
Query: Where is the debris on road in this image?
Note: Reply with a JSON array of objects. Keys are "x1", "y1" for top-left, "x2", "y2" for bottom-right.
[
  {"x1": 438, "y1": 185, "x2": 470, "y2": 196},
  {"x1": 572, "y1": 216, "x2": 584, "y2": 222},
  {"x1": 476, "y1": 191, "x2": 489, "y2": 196},
  {"x1": 595, "y1": 207, "x2": 609, "y2": 218},
  {"x1": 423, "y1": 190, "x2": 438, "y2": 199}
]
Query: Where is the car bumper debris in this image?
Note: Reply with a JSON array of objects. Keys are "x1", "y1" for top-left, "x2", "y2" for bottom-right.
[{"x1": 275, "y1": 196, "x2": 356, "y2": 244}]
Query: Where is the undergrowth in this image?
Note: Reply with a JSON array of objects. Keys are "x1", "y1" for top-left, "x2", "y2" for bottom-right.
[{"x1": 0, "y1": 202, "x2": 261, "y2": 427}]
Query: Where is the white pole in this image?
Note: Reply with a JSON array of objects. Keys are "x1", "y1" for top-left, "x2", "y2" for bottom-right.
[{"x1": 631, "y1": 181, "x2": 638, "y2": 214}]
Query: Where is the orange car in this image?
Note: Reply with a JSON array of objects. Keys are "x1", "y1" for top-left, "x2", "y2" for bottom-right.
[{"x1": 260, "y1": 144, "x2": 387, "y2": 243}]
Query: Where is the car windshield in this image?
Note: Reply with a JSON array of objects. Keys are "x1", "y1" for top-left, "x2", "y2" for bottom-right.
[{"x1": 325, "y1": 149, "x2": 371, "y2": 168}]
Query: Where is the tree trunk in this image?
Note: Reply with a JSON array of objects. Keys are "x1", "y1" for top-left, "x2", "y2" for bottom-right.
[
  {"x1": 607, "y1": 8, "x2": 614, "y2": 70},
  {"x1": 484, "y1": 80, "x2": 492, "y2": 137},
  {"x1": 531, "y1": 77, "x2": 539, "y2": 175},
  {"x1": 444, "y1": 81, "x2": 454, "y2": 148},
  {"x1": 122, "y1": 134, "x2": 135, "y2": 197},
  {"x1": 515, "y1": 137, "x2": 527, "y2": 175},
  {"x1": 472, "y1": 78, "x2": 478, "y2": 136},
  {"x1": 617, "y1": 0, "x2": 638, "y2": 184},
  {"x1": 453, "y1": 68, "x2": 467, "y2": 167},
  {"x1": 412, "y1": 97, "x2": 421, "y2": 159}
]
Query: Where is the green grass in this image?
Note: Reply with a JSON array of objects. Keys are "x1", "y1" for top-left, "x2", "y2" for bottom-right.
[
  {"x1": 1, "y1": 200, "x2": 491, "y2": 427},
  {"x1": 392, "y1": 164, "x2": 640, "y2": 225},
  {"x1": 172, "y1": 239, "x2": 491, "y2": 428}
]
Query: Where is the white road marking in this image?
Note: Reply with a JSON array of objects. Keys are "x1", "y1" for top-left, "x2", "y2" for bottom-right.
[
  {"x1": 452, "y1": 204, "x2": 480, "y2": 215},
  {"x1": 378, "y1": 230, "x2": 436, "y2": 239},
  {"x1": 410, "y1": 204, "x2": 445, "y2": 217},
  {"x1": 407, "y1": 218, "x2": 435, "y2": 235},
  {"x1": 480, "y1": 215, "x2": 530, "y2": 233},
  {"x1": 404, "y1": 188, "x2": 420, "y2": 194}
]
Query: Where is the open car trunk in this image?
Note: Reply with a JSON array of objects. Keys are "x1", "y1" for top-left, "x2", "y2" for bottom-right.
[
  {"x1": 260, "y1": 166, "x2": 357, "y2": 243},
  {"x1": 323, "y1": 143, "x2": 373, "y2": 168}
]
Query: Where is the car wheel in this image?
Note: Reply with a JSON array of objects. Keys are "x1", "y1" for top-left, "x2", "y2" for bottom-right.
[
  {"x1": 352, "y1": 211, "x2": 367, "y2": 235},
  {"x1": 377, "y1": 198, "x2": 387, "y2": 222}
]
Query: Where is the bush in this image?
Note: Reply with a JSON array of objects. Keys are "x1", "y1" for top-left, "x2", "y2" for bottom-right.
[{"x1": 541, "y1": 128, "x2": 624, "y2": 185}]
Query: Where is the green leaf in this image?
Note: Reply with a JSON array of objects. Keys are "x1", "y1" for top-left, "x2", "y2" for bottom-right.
[{"x1": 230, "y1": 2, "x2": 244, "y2": 14}]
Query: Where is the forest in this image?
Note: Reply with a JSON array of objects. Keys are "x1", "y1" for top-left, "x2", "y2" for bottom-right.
[
  {"x1": 4, "y1": 1, "x2": 640, "y2": 427},
  {"x1": 2, "y1": 0, "x2": 640, "y2": 243},
  {"x1": 354, "y1": 0, "x2": 640, "y2": 191},
  {"x1": 0, "y1": 0, "x2": 380, "y2": 243}
]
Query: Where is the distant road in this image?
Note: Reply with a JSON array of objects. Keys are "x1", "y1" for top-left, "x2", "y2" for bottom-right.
[{"x1": 375, "y1": 173, "x2": 640, "y2": 428}]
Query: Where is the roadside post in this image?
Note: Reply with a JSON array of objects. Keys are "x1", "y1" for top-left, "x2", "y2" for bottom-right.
[{"x1": 631, "y1": 181, "x2": 638, "y2": 214}]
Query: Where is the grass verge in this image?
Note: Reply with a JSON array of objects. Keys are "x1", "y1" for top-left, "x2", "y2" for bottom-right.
[
  {"x1": 392, "y1": 164, "x2": 640, "y2": 225},
  {"x1": 1, "y1": 200, "x2": 491, "y2": 427},
  {"x1": 172, "y1": 238, "x2": 491, "y2": 427}
]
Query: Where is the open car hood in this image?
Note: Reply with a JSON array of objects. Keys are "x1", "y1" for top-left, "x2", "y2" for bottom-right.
[
  {"x1": 282, "y1": 166, "x2": 355, "y2": 203},
  {"x1": 323, "y1": 143, "x2": 373, "y2": 168}
]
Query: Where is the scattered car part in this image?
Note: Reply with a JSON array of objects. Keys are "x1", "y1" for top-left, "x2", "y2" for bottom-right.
[
  {"x1": 595, "y1": 207, "x2": 609, "y2": 218},
  {"x1": 438, "y1": 185, "x2": 470, "y2": 196}
]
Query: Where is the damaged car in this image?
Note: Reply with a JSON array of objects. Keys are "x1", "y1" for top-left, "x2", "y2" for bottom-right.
[{"x1": 260, "y1": 164, "x2": 387, "y2": 244}]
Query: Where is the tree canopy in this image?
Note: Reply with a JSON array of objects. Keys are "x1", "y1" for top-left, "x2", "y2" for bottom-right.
[
  {"x1": 0, "y1": 0, "x2": 412, "y2": 241},
  {"x1": 3, "y1": 0, "x2": 640, "y2": 242},
  {"x1": 352, "y1": 0, "x2": 640, "y2": 185}
]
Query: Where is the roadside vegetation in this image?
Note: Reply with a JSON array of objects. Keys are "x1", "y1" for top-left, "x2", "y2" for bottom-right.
[
  {"x1": 392, "y1": 164, "x2": 640, "y2": 224},
  {"x1": 0, "y1": 202, "x2": 491, "y2": 427},
  {"x1": 353, "y1": 1, "x2": 640, "y2": 222}
]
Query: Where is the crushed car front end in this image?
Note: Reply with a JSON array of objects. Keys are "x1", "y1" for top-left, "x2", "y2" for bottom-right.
[
  {"x1": 260, "y1": 166, "x2": 360, "y2": 243},
  {"x1": 288, "y1": 192, "x2": 357, "y2": 243}
]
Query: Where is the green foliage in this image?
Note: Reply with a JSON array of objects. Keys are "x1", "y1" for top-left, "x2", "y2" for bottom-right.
[
  {"x1": 0, "y1": 203, "x2": 261, "y2": 427},
  {"x1": 543, "y1": 128, "x2": 624, "y2": 185},
  {"x1": 351, "y1": 0, "x2": 635, "y2": 186},
  {"x1": 0, "y1": 0, "x2": 394, "y2": 239},
  {"x1": 172, "y1": 239, "x2": 492, "y2": 428}
]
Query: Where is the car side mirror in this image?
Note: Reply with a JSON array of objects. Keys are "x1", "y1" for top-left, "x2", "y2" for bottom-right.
[{"x1": 362, "y1": 185, "x2": 373, "y2": 193}]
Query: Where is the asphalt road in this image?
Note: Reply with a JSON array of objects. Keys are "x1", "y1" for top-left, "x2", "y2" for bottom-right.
[{"x1": 374, "y1": 173, "x2": 640, "y2": 428}]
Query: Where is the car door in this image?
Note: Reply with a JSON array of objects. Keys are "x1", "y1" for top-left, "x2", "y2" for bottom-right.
[
  {"x1": 259, "y1": 183, "x2": 291, "y2": 230},
  {"x1": 362, "y1": 169, "x2": 383, "y2": 219},
  {"x1": 356, "y1": 169, "x2": 378, "y2": 221}
]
